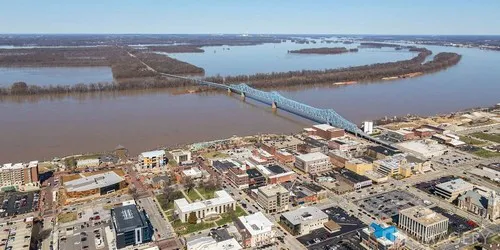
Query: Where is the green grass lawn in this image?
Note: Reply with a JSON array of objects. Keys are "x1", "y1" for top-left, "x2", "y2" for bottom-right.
[
  {"x1": 196, "y1": 187, "x2": 216, "y2": 199},
  {"x1": 186, "y1": 189, "x2": 202, "y2": 201},
  {"x1": 470, "y1": 132, "x2": 500, "y2": 143},
  {"x1": 488, "y1": 234, "x2": 500, "y2": 244},
  {"x1": 58, "y1": 212, "x2": 77, "y2": 223},
  {"x1": 460, "y1": 136, "x2": 488, "y2": 146},
  {"x1": 472, "y1": 148, "x2": 500, "y2": 158},
  {"x1": 171, "y1": 219, "x2": 216, "y2": 235},
  {"x1": 156, "y1": 194, "x2": 175, "y2": 211},
  {"x1": 215, "y1": 205, "x2": 248, "y2": 226}
]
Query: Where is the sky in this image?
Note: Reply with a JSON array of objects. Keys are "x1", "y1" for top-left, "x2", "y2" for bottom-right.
[{"x1": 1, "y1": 0, "x2": 499, "y2": 35}]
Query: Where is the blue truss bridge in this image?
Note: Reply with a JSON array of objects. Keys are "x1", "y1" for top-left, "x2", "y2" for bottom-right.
[{"x1": 162, "y1": 73, "x2": 391, "y2": 146}]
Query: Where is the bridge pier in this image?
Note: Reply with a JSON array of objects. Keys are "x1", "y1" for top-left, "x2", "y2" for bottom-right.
[
  {"x1": 227, "y1": 88, "x2": 231, "y2": 95},
  {"x1": 240, "y1": 92, "x2": 245, "y2": 101},
  {"x1": 272, "y1": 101, "x2": 277, "y2": 110}
]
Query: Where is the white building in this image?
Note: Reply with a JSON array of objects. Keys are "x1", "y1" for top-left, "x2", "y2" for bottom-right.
[
  {"x1": 187, "y1": 237, "x2": 242, "y2": 250},
  {"x1": 170, "y1": 149, "x2": 192, "y2": 165},
  {"x1": 294, "y1": 152, "x2": 332, "y2": 175},
  {"x1": 399, "y1": 206, "x2": 448, "y2": 243},
  {"x1": 434, "y1": 178, "x2": 474, "y2": 201},
  {"x1": 138, "y1": 150, "x2": 167, "y2": 170},
  {"x1": 182, "y1": 167, "x2": 203, "y2": 179},
  {"x1": 363, "y1": 121, "x2": 374, "y2": 134},
  {"x1": 174, "y1": 190, "x2": 236, "y2": 223},
  {"x1": 76, "y1": 158, "x2": 100, "y2": 168},
  {"x1": 280, "y1": 206, "x2": 329, "y2": 236},
  {"x1": 236, "y1": 212, "x2": 275, "y2": 248}
]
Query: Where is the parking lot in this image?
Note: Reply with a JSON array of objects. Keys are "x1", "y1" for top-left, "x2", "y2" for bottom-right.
[
  {"x1": 432, "y1": 149, "x2": 478, "y2": 167},
  {"x1": 355, "y1": 190, "x2": 430, "y2": 222},
  {"x1": 414, "y1": 176, "x2": 456, "y2": 194},
  {"x1": 58, "y1": 220, "x2": 110, "y2": 250},
  {"x1": 0, "y1": 191, "x2": 39, "y2": 217},
  {"x1": 297, "y1": 206, "x2": 366, "y2": 249},
  {"x1": 430, "y1": 207, "x2": 478, "y2": 235}
]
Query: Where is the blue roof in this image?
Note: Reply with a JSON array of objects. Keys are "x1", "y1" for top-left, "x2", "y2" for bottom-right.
[{"x1": 370, "y1": 222, "x2": 397, "y2": 242}]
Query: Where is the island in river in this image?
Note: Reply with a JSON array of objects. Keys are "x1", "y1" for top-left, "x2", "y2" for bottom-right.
[{"x1": 288, "y1": 47, "x2": 358, "y2": 54}]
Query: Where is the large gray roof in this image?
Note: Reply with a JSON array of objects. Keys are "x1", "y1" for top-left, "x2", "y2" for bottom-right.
[{"x1": 112, "y1": 204, "x2": 148, "y2": 233}]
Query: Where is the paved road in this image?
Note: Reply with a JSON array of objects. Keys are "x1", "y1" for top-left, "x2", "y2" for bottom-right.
[{"x1": 138, "y1": 197, "x2": 175, "y2": 240}]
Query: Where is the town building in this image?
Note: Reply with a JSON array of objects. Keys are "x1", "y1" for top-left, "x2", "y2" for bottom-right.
[
  {"x1": 76, "y1": 158, "x2": 100, "y2": 168},
  {"x1": 274, "y1": 150, "x2": 295, "y2": 165},
  {"x1": 256, "y1": 164, "x2": 296, "y2": 184},
  {"x1": 227, "y1": 167, "x2": 249, "y2": 189},
  {"x1": 434, "y1": 178, "x2": 474, "y2": 202},
  {"x1": 458, "y1": 190, "x2": 500, "y2": 222},
  {"x1": 299, "y1": 137, "x2": 329, "y2": 154},
  {"x1": 282, "y1": 181, "x2": 328, "y2": 205},
  {"x1": 383, "y1": 129, "x2": 416, "y2": 142},
  {"x1": 366, "y1": 146, "x2": 400, "y2": 160},
  {"x1": 374, "y1": 154, "x2": 407, "y2": 177},
  {"x1": 182, "y1": 167, "x2": 204, "y2": 180},
  {"x1": 138, "y1": 150, "x2": 167, "y2": 170},
  {"x1": 280, "y1": 206, "x2": 329, "y2": 236},
  {"x1": 345, "y1": 158, "x2": 373, "y2": 175},
  {"x1": 0, "y1": 161, "x2": 39, "y2": 190},
  {"x1": 212, "y1": 159, "x2": 240, "y2": 175},
  {"x1": 187, "y1": 237, "x2": 242, "y2": 250},
  {"x1": 337, "y1": 169, "x2": 373, "y2": 189},
  {"x1": 398, "y1": 206, "x2": 448, "y2": 243},
  {"x1": 174, "y1": 190, "x2": 236, "y2": 223},
  {"x1": 294, "y1": 152, "x2": 332, "y2": 175},
  {"x1": 396, "y1": 140, "x2": 447, "y2": 159},
  {"x1": 111, "y1": 203, "x2": 154, "y2": 249},
  {"x1": 307, "y1": 124, "x2": 345, "y2": 140},
  {"x1": 360, "y1": 222, "x2": 407, "y2": 250},
  {"x1": 328, "y1": 150, "x2": 352, "y2": 168},
  {"x1": 256, "y1": 184, "x2": 290, "y2": 213},
  {"x1": 328, "y1": 137, "x2": 362, "y2": 152},
  {"x1": 261, "y1": 136, "x2": 303, "y2": 155},
  {"x1": 64, "y1": 171, "x2": 127, "y2": 199},
  {"x1": 235, "y1": 212, "x2": 275, "y2": 248},
  {"x1": 170, "y1": 149, "x2": 192, "y2": 165},
  {"x1": 246, "y1": 168, "x2": 266, "y2": 189},
  {"x1": 413, "y1": 128, "x2": 436, "y2": 138}
]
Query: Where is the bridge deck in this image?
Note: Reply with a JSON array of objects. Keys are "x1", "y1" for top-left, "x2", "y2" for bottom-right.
[{"x1": 162, "y1": 73, "x2": 392, "y2": 147}]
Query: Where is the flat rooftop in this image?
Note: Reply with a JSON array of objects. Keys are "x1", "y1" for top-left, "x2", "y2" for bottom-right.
[
  {"x1": 246, "y1": 168, "x2": 263, "y2": 178},
  {"x1": 64, "y1": 171, "x2": 124, "y2": 192},
  {"x1": 112, "y1": 204, "x2": 148, "y2": 233},
  {"x1": 340, "y1": 169, "x2": 371, "y2": 183},
  {"x1": 258, "y1": 184, "x2": 288, "y2": 197},
  {"x1": 262, "y1": 136, "x2": 303, "y2": 149},
  {"x1": 140, "y1": 150, "x2": 165, "y2": 158},
  {"x1": 174, "y1": 190, "x2": 235, "y2": 214},
  {"x1": 238, "y1": 212, "x2": 273, "y2": 236},
  {"x1": 313, "y1": 124, "x2": 342, "y2": 131},
  {"x1": 281, "y1": 206, "x2": 328, "y2": 225},
  {"x1": 435, "y1": 178, "x2": 474, "y2": 193},
  {"x1": 399, "y1": 206, "x2": 448, "y2": 226},
  {"x1": 1, "y1": 161, "x2": 38, "y2": 171},
  {"x1": 296, "y1": 152, "x2": 329, "y2": 162}
]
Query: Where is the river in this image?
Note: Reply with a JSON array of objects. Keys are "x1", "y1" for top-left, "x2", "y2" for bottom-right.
[{"x1": 0, "y1": 43, "x2": 499, "y2": 162}]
